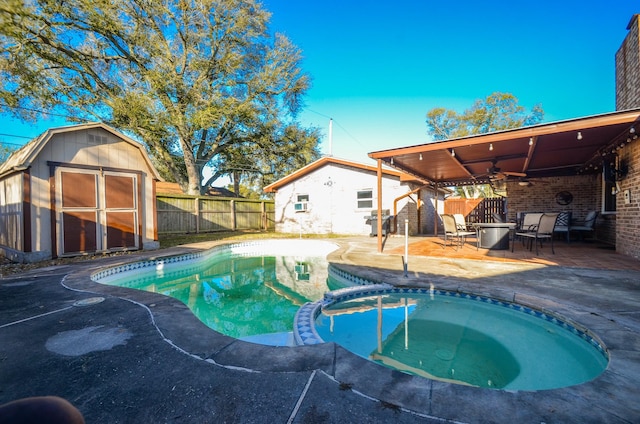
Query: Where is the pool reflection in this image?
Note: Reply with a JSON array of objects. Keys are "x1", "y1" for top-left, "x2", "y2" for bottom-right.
[
  {"x1": 371, "y1": 319, "x2": 520, "y2": 388},
  {"x1": 319, "y1": 295, "x2": 520, "y2": 388}
]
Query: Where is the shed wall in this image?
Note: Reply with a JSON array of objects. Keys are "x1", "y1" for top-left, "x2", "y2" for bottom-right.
[
  {"x1": 0, "y1": 173, "x2": 23, "y2": 257},
  {"x1": 23, "y1": 127, "x2": 157, "y2": 259}
]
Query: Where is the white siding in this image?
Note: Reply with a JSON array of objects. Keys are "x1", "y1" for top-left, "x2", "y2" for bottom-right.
[{"x1": 274, "y1": 163, "x2": 412, "y2": 235}]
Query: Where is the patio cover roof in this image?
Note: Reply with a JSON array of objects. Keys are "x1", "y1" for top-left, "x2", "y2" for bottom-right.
[{"x1": 368, "y1": 109, "x2": 640, "y2": 186}]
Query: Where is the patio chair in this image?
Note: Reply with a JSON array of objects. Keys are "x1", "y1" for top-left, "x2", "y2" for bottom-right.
[
  {"x1": 570, "y1": 211, "x2": 598, "y2": 241},
  {"x1": 441, "y1": 214, "x2": 476, "y2": 250},
  {"x1": 513, "y1": 212, "x2": 543, "y2": 247},
  {"x1": 453, "y1": 213, "x2": 469, "y2": 230},
  {"x1": 512, "y1": 213, "x2": 559, "y2": 255},
  {"x1": 553, "y1": 211, "x2": 572, "y2": 243}
]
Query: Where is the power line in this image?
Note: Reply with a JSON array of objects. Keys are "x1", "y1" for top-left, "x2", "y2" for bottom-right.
[
  {"x1": 305, "y1": 109, "x2": 365, "y2": 148},
  {"x1": 0, "y1": 133, "x2": 33, "y2": 140},
  {"x1": 0, "y1": 140, "x2": 27, "y2": 148},
  {"x1": 0, "y1": 104, "x2": 85, "y2": 142},
  {"x1": 0, "y1": 104, "x2": 75, "y2": 119}
]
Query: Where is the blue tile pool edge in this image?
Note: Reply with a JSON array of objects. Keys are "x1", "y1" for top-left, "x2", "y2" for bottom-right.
[
  {"x1": 295, "y1": 265, "x2": 609, "y2": 363},
  {"x1": 91, "y1": 239, "x2": 339, "y2": 283}
]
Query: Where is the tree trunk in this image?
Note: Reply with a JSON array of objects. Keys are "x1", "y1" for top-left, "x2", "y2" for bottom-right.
[
  {"x1": 233, "y1": 171, "x2": 240, "y2": 197},
  {"x1": 180, "y1": 137, "x2": 202, "y2": 195}
]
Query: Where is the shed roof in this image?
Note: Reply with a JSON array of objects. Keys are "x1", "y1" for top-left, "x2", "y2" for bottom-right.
[
  {"x1": 368, "y1": 109, "x2": 640, "y2": 186},
  {"x1": 263, "y1": 156, "x2": 413, "y2": 193},
  {"x1": 0, "y1": 122, "x2": 162, "y2": 180}
]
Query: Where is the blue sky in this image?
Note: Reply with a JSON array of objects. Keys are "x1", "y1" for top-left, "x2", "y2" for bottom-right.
[
  {"x1": 1, "y1": 1, "x2": 638, "y2": 176},
  {"x1": 264, "y1": 0, "x2": 639, "y2": 160}
]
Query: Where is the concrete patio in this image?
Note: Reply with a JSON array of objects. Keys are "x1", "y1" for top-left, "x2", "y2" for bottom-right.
[{"x1": 1, "y1": 236, "x2": 639, "y2": 423}]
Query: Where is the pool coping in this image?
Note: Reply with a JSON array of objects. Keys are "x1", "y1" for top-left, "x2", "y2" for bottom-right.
[{"x1": 61, "y1": 237, "x2": 640, "y2": 423}]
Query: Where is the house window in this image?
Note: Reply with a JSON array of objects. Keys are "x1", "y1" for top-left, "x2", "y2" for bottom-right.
[
  {"x1": 602, "y1": 163, "x2": 617, "y2": 214},
  {"x1": 357, "y1": 190, "x2": 373, "y2": 209},
  {"x1": 295, "y1": 261, "x2": 310, "y2": 281},
  {"x1": 294, "y1": 194, "x2": 309, "y2": 212}
]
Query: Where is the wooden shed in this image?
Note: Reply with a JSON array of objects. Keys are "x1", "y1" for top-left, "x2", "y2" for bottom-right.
[{"x1": 0, "y1": 122, "x2": 162, "y2": 263}]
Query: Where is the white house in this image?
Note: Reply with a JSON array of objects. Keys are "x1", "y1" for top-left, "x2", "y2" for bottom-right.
[
  {"x1": 263, "y1": 156, "x2": 445, "y2": 236},
  {"x1": 0, "y1": 122, "x2": 162, "y2": 262}
]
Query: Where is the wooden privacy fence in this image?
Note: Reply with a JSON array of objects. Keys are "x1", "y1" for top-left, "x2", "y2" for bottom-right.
[
  {"x1": 444, "y1": 197, "x2": 507, "y2": 223},
  {"x1": 156, "y1": 195, "x2": 275, "y2": 234}
]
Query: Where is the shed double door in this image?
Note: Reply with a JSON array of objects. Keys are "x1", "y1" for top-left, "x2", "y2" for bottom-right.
[{"x1": 56, "y1": 168, "x2": 140, "y2": 255}]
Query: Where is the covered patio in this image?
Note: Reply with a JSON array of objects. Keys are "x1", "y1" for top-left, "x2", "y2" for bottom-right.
[{"x1": 368, "y1": 109, "x2": 640, "y2": 258}]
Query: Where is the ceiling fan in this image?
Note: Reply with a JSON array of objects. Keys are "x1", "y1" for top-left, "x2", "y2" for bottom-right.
[{"x1": 483, "y1": 160, "x2": 527, "y2": 181}]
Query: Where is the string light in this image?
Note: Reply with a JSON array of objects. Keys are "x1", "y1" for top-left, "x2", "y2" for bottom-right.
[
  {"x1": 529, "y1": 137, "x2": 533, "y2": 146},
  {"x1": 577, "y1": 132, "x2": 583, "y2": 140},
  {"x1": 489, "y1": 143, "x2": 494, "y2": 151},
  {"x1": 451, "y1": 149, "x2": 455, "y2": 157}
]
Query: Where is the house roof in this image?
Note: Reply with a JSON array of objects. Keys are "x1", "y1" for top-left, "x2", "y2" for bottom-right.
[
  {"x1": 0, "y1": 122, "x2": 162, "y2": 180},
  {"x1": 368, "y1": 109, "x2": 640, "y2": 186},
  {"x1": 263, "y1": 156, "x2": 413, "y2": 193}
]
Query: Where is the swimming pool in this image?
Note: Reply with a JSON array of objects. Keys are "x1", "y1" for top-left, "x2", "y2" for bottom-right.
[
  {"x1": 298, "y1": 285, "x2": 609, "y2": 391},
  {"x1": 94, "y1": 240, "x2": 339, "y2": 345},
  {"x1": 94, "y1": 239, "x2": 608, "y2": 391}
]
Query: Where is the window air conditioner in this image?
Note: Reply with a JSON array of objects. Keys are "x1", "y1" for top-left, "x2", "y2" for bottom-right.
[{"x1": 294, "y1": 202, "x2": 308, "y2": 212}]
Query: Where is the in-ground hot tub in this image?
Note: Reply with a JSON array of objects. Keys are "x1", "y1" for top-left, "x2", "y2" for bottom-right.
[{"x1": 296, "y1": 284, "x2": 609, "y2": 391}]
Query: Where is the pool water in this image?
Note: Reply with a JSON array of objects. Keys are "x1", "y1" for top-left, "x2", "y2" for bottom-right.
[
  {"x1": 315, "y1": 291, "x2": 609, "y2": 391},
  {"x1": 100, "y1": 250, "x2": 339, "y2": 343}
]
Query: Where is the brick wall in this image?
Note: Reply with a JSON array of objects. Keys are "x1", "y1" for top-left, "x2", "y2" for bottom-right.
[
  {"x1": 616, "y1": 14, "x2": 640, "y2": 110},
  {"x1": 506, "y1": 174, "x2": 616, "y2": 244},
  {"x1": 615, "y1": 141, "x2": 640, "y2": 259},
  {"x1": 615, "y1": 14, "x2": 640, "y2": 258}
]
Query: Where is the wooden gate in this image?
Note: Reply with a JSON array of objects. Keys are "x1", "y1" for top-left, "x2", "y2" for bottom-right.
[{"x1": 444, "y1": 197, "x2": 506, "y2": 223}]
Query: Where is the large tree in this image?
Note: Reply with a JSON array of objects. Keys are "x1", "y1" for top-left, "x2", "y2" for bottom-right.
[
  {"x1": 426, "y1": 92, "x2": 544, "y2": 198},
  {"x1": 0, "y1": 0, "x2": 319, "y2": 194},
  {"x1": 426, "y1": 92, "x2": 544, "y2": 141},
  {"x1": 215, "y1": 122, "x2": 321, "y2": 198}
]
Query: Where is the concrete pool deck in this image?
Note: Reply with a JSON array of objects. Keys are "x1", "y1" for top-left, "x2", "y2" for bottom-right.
[{"x1": 1, "y1": 236, "x2": 639, "y2": 423}]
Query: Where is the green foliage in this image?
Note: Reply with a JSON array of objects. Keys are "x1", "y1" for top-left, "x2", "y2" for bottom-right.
[
  {"x1": 425, "y1": 92, "x2": 544, "y2": 141},
  {"x1": 451, "y1": 184, "x2": 497, "y2": 199},
  {"x1": 426, "y1": 92, "x2": 544, "y2": 198},
  {"x1": 0, "y1": 142, "x2": 16, "y2": 162},
  {"x1": 0, "y1": 0, "x2": 321, "y2": 194}
]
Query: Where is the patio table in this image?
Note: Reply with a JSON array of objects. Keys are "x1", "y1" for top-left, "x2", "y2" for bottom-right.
[{"x1": 472, "y1": 222, "x2": 516, "y2": 250}]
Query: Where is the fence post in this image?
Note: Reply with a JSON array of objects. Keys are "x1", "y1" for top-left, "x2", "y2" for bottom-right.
[
  {"x1": 195, "y1": 197, "x2": 200, "y2": 234},
  {"x1": 261, "y1": 201, "x2": 266, "y2": 230},
  {"x1": 230, "y1": 200, "x2": 236, "y2": 230}
]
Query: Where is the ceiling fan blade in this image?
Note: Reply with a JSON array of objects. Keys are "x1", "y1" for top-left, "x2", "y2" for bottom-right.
[{"x1": 503, "y1": 171, "x2": 527, "y2": 177}]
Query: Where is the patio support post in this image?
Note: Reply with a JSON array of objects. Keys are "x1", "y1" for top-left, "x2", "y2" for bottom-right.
[
  {"x1": 434, "y1": 182, "x2": 439, "y2": 236},
  {"x1": 377, "y1": 159, "x2": 383, "y2": 253}
]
